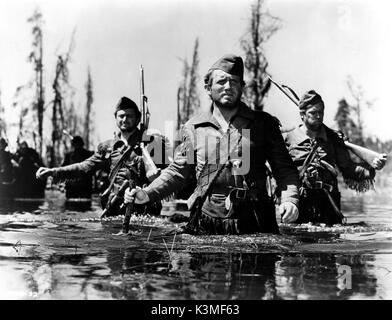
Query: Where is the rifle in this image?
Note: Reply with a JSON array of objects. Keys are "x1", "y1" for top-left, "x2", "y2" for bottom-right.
[
  {"x1": 139, "y1": 65, "x2": 160, "y2": 181},
  {"x1": 121, "y1": 180, "x2": 137, "y2": 234},
  {"x1": 297, "y1": 138, "x2": 346, "y2": 222},
  {"x1": 101, "y1": 180, "x2": 130, "y2": 218},
  {"x1": 115, "y1": 66, "x2": 161, "y2": 234},
  {"x1": 268, "y1": 76, "x2": 388, "y2": 168}
]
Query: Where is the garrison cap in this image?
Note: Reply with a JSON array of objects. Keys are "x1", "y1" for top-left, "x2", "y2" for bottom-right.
[
  {"x1": 298, "y1": 90, "x2": 324, "y2": 111},
  {"x1": 71, "y1": 135, "x2": 84, "y2": 146},
  {"x1": 207, "y1": 54, "x2": 244, "y2": 80},
  {"x1": 114, "y1": 96, "x2": 141, "y2": 117}
]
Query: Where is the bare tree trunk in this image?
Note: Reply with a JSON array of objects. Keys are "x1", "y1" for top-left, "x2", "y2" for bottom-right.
[
  {"x1": 49, "y1": 31, "x2": 75, "y2": 166},
  {"x1": 84, "y1": 67, "x2": 93, "y2": 149},
  {"x1": 37, "y1": 36, "x2": 44, "y2": 156},
  {"x1": 177, "y1": 38, "x2": 200, "y2": 128},
  {"x1": 186, "y1": 38, "x2": 200, "y2": 119},
  {"x1": 28, "y1": 9, "x2": 45, "y2": 157},
  {"x1": 0, "y1": 89, "x2": 7, "y2": 139}
]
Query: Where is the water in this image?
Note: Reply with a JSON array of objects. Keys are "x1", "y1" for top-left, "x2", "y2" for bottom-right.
[{"x1": 0, "y1": 187, "x2": 392, "y2": 300}]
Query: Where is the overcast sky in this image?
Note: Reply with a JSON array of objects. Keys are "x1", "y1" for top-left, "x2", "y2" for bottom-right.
[{"x1": 1, "y1": 0, "x2": 391, "y2": 150}]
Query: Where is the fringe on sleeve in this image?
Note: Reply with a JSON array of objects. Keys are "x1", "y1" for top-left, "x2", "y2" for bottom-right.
[{"x1": 343, "y1": 176, "x2": 375, "y2": 192}]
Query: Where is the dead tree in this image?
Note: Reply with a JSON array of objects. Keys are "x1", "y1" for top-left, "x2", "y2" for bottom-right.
[
  {"x1": 240, "y1": 0, "x2": 281, "y2": 111},
  {"x1": 84, "y1": 67, "x2": 94, "y2": 149},
  {"x1": 49, "y1": 30, "x2": 76, "y2": 166},
  {"x1": 27, "y1": 9, "x2": 45, "y2": 157},
  {"x1": 177, "y1": 38, "x2": 200, "y2": 130},
  {"x1": 345, "y1": 77, "x2": 375, "y2": 146},
  {"x1": 0, "y1": 89, "x2": 7, "y2": 139}
]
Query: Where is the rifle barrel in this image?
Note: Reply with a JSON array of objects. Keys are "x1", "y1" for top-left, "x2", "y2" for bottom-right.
[
  {"x1": 140, "y1": 65, "x2": 146, "y2": 128},
  {"x1": 268, "y1": 76, "x2": 299, "y2": 106}
]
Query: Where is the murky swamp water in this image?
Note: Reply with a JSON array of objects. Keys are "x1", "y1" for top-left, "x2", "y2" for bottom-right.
[{"x1": 1, "y1": 187, "x2": 392, "y2": 300}]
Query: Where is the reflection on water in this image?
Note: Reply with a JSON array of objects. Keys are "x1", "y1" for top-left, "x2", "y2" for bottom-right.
[{"x1": 0, "y1": 189, "x2": 392, "y2": 300}]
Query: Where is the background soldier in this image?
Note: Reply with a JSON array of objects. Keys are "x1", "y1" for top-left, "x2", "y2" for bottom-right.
[
  {"x1": 36, "y1": 96, "x2": 161, "y2": 216},
  {"x1": 14, "y1": 141, "x2": 46, "y2": 198},
  {"x1": 284, "y1": 90, "x2": 387, "y2": 225},
  {"x1": 0, "y1": 138, "x2": 16, "y2": 198},
  {"x1": 125, "y1": 54, "x2": 299, "y2": 235},
  {"x1": 61, "y1": 135, "x2": 94, "y2": 199}
]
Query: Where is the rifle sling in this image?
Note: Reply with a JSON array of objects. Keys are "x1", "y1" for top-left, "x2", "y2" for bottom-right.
[
  {"x1": 299, "y1": 143, "x2": 319, "y2": 180},
  {"x1": 187, "y1": 129, "x2": 241, "y2": 209},
  {"x1": 102, "y1": 141, "x2": 138, "y2": 197}
]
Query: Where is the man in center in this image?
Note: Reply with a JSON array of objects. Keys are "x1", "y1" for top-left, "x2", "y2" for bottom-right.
[{"x1": 125, "y1": 54, "x2": 300, "y2": 234}]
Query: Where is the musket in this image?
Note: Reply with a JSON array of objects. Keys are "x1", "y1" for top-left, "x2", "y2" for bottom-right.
[
  {"x1": 100, "y1": 180, "x2": 130, "y2": 218},
  {"x1": 268, "y1": 76, "x2": 388, "y2": 168},
  {"x1": 117, "y1": 66, "x2": 161, "y2": 233},
  {"x1": 121, "y1": 180, "x2": 136, "y2": 233},
  {"x1": 139, "y1": 65, "x2": 160, "y2": 182}
]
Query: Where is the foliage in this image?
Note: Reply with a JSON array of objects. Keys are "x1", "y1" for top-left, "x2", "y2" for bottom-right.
[
  {"x1": 49, "y1": 29, "x2": 76, "y2": 166},
  {"x1": 240, "y1": 0, "x2": 281, "y2": 111},
  {"x1": 335, "y1": 77, "x2": 376, "y2": 146}
]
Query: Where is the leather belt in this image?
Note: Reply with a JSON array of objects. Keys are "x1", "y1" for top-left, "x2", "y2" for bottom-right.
[{"x1": 312, "y1": 181, "x2": 333, "y2": 193}]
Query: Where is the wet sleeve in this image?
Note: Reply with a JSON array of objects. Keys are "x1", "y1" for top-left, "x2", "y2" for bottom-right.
[
  {"x1": 265, "y1": 115, "x2": 300, "y2": 206},
  {"x1": 52, "y1": 143, "x2": 107, "y2": 181},
  {"x1": 144, "y1": 126, "x2": 196, "y2": 202}
]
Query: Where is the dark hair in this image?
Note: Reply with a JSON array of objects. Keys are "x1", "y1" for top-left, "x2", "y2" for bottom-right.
[{"x1": 72, "y1": 136, "x2": 84, "y2": 146}]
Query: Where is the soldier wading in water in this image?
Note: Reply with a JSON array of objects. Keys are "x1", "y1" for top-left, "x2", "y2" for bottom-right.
[
  {"x1": 284, "y1": 90, "x2": 387, "y2": 225},
  {"x1": 125, "y1": 54, "x2": 300, "y2": 235},
  {"x1": 36, "y1": 97, "x2": 162, "y2": 217}
]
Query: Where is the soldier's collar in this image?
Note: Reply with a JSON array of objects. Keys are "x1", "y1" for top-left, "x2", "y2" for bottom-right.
[
  {"x1": 235, "y1": 102, "x2": 254, "y2": 120},
  {"x1": 190, "y1": 102, "x2": 253, "y2": 127},
  {"x1": 294, "y1": 124, "x2": 328, "y2": 144},
  {"x1": 113, "y1": 128, "x2": 141, "y2": 148}
]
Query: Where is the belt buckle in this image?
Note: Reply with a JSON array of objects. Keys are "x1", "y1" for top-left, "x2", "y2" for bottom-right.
[
  {"x1": 315, "y1": 181, "x2": 323, "y2": 189},
  {"x1": 235, "y1": 188, "x2": 247, "y2": 200}
]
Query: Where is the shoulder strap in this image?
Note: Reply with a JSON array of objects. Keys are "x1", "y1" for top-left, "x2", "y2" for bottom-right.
[
  {"x1": 187, "y1": 129, "x2": 241, "y2": 209},
  {"x1": 102, "y1": 142, "x2": 138, "y2": 196}
]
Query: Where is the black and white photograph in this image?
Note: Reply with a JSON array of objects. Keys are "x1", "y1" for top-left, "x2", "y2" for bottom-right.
[{"x1": 0, "y1": 0, "x2": 391, "y2": 304}]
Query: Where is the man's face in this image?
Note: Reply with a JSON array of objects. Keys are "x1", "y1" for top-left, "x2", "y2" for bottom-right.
[
  {"x1": 115, "y1": 108, "x2": 140, "y2": 132},
  {"x1": 302, "y1": 103, "x2": 324, "y2": 131},
  {"x1": 207, "y1": 70, "x2": 243, "y2": 109}
]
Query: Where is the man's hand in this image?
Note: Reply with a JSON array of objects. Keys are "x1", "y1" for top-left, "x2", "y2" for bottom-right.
[
  {"x1": 372, "y1": 153, "x2": 387, "y2": 170},
  {"x1": 124, "y1": 186, "x2": 150, "y2": 204},
  {"x1": 36, "y1": 167, "x2": 54, "y2": 180},
  {"x1": 279, "y1": 202, "x2": 299, "y2": 223}
]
